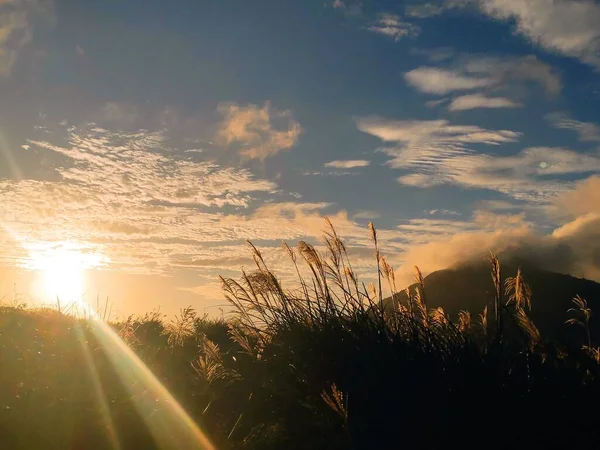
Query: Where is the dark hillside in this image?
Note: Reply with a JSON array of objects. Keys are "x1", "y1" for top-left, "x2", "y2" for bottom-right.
[{"x1": 388, "y1": 262, "x2": 600, "y2": 342}]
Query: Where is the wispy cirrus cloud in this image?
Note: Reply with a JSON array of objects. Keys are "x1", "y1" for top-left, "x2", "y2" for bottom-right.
[
  {"x1": 0, "y1": 124, "x2": 279, "y2": 271},
  {"x1": 405, "y1": 67, "x2": 492, "y2": 94},
  {"x1": 0, "y1": 120, "x2": 409, "y2": 300},
  {"x1": 216, "y1": 101, "x2": 302, "y2": 161},
  {"x1": 357, "y1": 115, "x2": 600, "y2": 201},
  {"x1": 324, "y1": 159, "x2": 370, "y2": 169},
  {"x1": 398, "y1": 145, "x2": 600, "y2": 201},
  {"x1": 464, "y1": 55, "x2": 561, "y2": 95},
  {"x1": 546, "y1": 112, "x2": 600, "y2": 142},
  {"x1": 409, "y1": 0, "x2": 600, "y2": 69},
  {"x1": 426, "y1": 209, "x2": 461, "y2": 216},
  {"x1": 475, "y1": 0, "x2": 600, "y2": 69},
  {"x1": 330, "y1": 4, "x2": 419, "y2": 41},
  {"x1": 5, "y1": 121, "x2": 599, "y2": 309},
  {"x1": 448, "y1": 93, "x2": 522, "y2": 111},
  {"x1": 367, "y1": 13, "x2": 420, "y2": 41},
  {"x1": 405, "y1": 55, "x2": 560, "y2": 96},
  {"x1": 356, "y1": 116, "x2": 520, "y2": 164}
]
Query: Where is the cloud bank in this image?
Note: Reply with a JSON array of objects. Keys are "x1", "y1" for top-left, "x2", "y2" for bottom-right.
[{"x1": 393, "y1": 176, "x2": 600, "y2": 285}]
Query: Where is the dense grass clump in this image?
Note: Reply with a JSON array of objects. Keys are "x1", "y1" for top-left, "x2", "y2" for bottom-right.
[{"x1": 1, "y1": 220, "x2": 600, "y2": 449}]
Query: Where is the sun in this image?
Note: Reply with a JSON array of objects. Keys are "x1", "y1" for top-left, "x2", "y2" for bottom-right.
[
  {"x1": 40, "y1": 248, "x2": 86, "y2": 302},
  {"x1": 25, "y1": 242, "x2": 108, "y2": 304}
]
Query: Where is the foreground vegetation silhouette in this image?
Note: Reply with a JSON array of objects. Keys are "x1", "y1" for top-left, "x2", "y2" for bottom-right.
[{"x1": 1, "y1": 220, "x2": 600, "y2": 449}]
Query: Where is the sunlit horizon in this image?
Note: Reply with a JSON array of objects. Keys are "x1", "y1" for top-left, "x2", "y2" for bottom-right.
[
  {"x1": 1, "y1": 1, "x2": 600, "y2": 448},
  {"x1": 0, "y1": 0, "x2": 599, "y2": 317},
  {"x1": 23, "y1": 241, "x2": 109, "y2": 306}
]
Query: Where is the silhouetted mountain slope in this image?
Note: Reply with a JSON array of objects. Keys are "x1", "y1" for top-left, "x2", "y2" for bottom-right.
[{"x1": 389, "y1": 262, "x2": 600, "y2": 342}]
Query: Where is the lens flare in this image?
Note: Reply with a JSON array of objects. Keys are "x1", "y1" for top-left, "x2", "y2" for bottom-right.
[
  {"x1": 74, "y1": 323, "x2": 122, "y2": 450},
  {"x1": 0, "y1": 128, "x2": 23, "y2": 180},
  {"x1": 81, "y1": 304, "x2": 217, "y2": 450}
]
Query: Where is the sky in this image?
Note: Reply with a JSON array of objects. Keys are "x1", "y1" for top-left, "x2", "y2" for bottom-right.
[{"x1": 1, "y1": 0, "x2": 600, "y2": 317}]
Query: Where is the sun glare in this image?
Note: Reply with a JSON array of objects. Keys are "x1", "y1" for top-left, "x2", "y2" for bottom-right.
[
  {"x1": 25, "y1": 242, "x2": 108, "y2": 304},
  {"x1": 41, "y1": 249, "x2": 85, "y2": 301}
]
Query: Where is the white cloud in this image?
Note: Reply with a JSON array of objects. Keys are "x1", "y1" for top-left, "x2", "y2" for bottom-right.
[
  {"x1": 477, "y1": 0, "x2": 600, "y2": 69},
  {"x1": 356, "y1": 116, "x2": 519, "y2": 151},
  {"x1": 217, "y1": 101, "x2": 302, "y2": 160},
  {"x1": 387, "y1": 210, "x2": 536, "y2": 283},
  {"x1": 405, "y1": 67, "x2": 492, "y2": 94},
  {"x1": 405, "y1": 55, "x2": 560, "y2": 96},
  {"x1": 0, "y1": 124, "x2": 283, "y2": 272},
  {"x1": 546, "y1": 112, "x2": 600, "y2": 142},
  {"x1": 425, "y1": 98, "x2": 448, "y2": 108},
  {"x1": 357, "y1": 116, "x2": 600, "y2": 201},
  {"x1": 438, "y1": 146, "x2": 593, "y2": 188},
  {"x1": 447, "y1": 146, "x2": 600, "y2": 182},
  {"x1": 390, "y1": 187, "x2": 600, "y2": 286},
  {"x1": 448, "y1": 93, "x2": 521, "y2": 111},
  {"x1": 0, "y1": 121, "x2": 415, "y2": 298},
  {"x1": 368, "y1": 13, "x2": 420, "y2": 41},
  {"x1": 9, "y1": 120, "x2": 599, "y2": 306},
  {"x1": 426, "y1": 209, "x2": 461, "y2": 216},
  {"x1": 32, "y1": 129, "x2": 278, "y2": 209},
  {"x1": 392, "y1": 213, "x2": 532, "y2": 285},
  {"x1": 324, "y1": 159, "x2": 370, "y2": 169},
  {"x1": 464, "y1": 55, "x2": 561, "y2": 95},
  {"x1": 554, "y1": 175, "x2": 600, "y2": 217},
  {"x1": 400, "y1": 146, "x2": 600, "y2": 202}
]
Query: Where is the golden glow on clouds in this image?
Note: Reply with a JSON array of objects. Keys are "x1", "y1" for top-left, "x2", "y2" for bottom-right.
[
  {"x1": 0, "y1": 111, "x2": 598, "y2": 315},
  {"x1": 217, "y1": 101, "x2": 302, "y2": 160}
]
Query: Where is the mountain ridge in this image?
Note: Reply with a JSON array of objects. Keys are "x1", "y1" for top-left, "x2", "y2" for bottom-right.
[{"x1": 387, "y1": 261, "x2": 600, "y2": 341}]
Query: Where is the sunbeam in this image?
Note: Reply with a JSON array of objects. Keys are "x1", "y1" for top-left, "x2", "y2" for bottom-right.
[
  {"x1": 82, "y1": 307, "x2": 216, "y2": 450},
  {"x1": 74, "y1": 323, "x2": 122, "y2": 450},
  {"x1": 0, "y1": 129, "x2": 23, "y2": 180}
]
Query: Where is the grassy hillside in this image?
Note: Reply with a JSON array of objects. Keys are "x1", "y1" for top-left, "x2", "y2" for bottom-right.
[
  {"x1": 2, "y1": 223, "x2": 600, "y2": 449},
  {"x1": 387, "y1": 262, "x2": 600, "y2": 342}
]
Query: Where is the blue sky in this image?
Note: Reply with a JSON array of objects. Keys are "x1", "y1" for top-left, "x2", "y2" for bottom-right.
[{"x1": 1, "y1": 0, "x2": 600, "y2": 316}]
